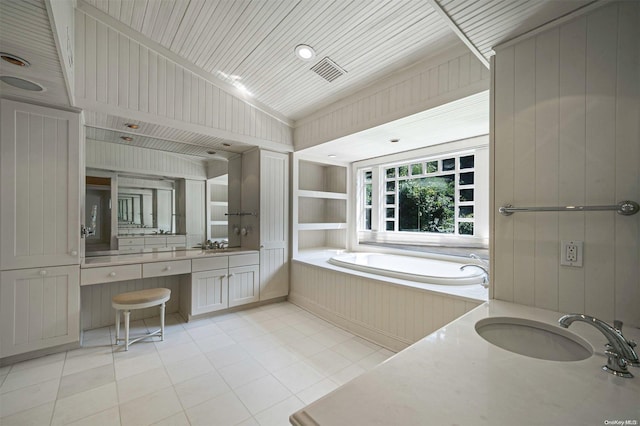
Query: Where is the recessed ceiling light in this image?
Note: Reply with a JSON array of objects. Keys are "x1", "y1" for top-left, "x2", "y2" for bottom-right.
[
  {"x1": 390, "y1": 138, "x2": 400, "y2": 143},
  {"x1": 120, "y1": 136, "x2": 133, "y2": 142},
  {"x1": 328, "y1": 154, "x2": 337, "y2": 158},
  {"x1": 295, "y1": 44, "x2": 316, "y2": 61},
  {"x1": 0, "y1": 76, "x2": 43, "y2": 91},
  {"x1": 124, "y1": 123, "x2": 139, "y2": 129},
  {"x1": 0, "y1": 53, "x2": 30, "y2": 67},
  {"x1": 222, "y1": 143, "x2": 231, "y2": 147},
  {"x1": 207, "y1": 150, "x2": 216, "y2": 155}
]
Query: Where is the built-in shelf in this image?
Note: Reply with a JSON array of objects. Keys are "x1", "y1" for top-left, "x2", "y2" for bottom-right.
[
  {"x1": 297, "y1": 189, "x2": 347, "y2": 200},
  {"x1": 293, "y1": 156, "x2": 349, "y2": 257},
  {"x1": 207, "y1": 174, "x2": 229, "y2": 241},
  {"x1": 298, "y1": 223, "x2": 348, "y2": 231}
]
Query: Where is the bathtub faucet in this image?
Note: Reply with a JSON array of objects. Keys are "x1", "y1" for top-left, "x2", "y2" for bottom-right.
[
  {"x1": 460, "y1": 264, "x2": 489, "y2": 289},
  {"x1": 558, "y1": 314, "x2": 639, "y2": 378}
]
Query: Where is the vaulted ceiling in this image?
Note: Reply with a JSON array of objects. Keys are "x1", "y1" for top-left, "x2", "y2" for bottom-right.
[{"x1": 1, "y1": 0, "x2": 599, "y2": 160}]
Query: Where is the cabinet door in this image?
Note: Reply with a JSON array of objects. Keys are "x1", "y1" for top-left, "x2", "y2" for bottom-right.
[
  {"x1": 191, "y1": 269, "x2": 229, "y2": 315},
  {"x1": 228, "y1": 265, "x2": 259, "y2": 307},
  {"x1": 0, "y1": 265, "x2": 80, "y2": 358},
  {"x1": 259, "y1": 150, "x2": 289, "y2": 301},
  {"x1": 0, "y1": 99, "x2": 81, "y2": 270}
]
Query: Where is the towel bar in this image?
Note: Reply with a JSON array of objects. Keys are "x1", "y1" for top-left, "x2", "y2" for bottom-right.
[{"x1": 499, "y1": 200, "x2": 639, "y2": 216}]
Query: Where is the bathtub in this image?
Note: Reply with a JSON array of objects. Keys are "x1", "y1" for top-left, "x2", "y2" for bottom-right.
[{"x1": 328, "y1": 252, "x2": 485, "y2": 286}]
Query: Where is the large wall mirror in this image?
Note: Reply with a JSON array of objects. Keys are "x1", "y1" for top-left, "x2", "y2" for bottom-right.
[{"x1": 117, "y1": 175, "x2": 175, "y2": 234}]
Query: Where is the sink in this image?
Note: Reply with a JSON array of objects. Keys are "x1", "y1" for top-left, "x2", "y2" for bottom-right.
[{"x1": 475, "y1": 317, "x2": 593, "y2": 361}]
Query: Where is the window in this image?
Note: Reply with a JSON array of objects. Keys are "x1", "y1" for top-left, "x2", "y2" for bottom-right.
[{"x1": 383, "y1": 154, "x2": 475, "y2": 235}]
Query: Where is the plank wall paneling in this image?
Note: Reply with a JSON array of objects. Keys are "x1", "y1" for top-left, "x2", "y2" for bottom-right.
[
  {"x1": 492, "y1": 2, "x2": 640, "y2": 326},
  {"x1": 75, "y1": 10, "x2": 293, "y2": 150},
  {"x1": 80, "y1": 276, "x2": 181, "y2": 330},
  {"x1": 294, "y1": 44, "x2": 490, "y2": 150},
  {"x1": 85, "y1": 139, "x2": 207, "y2": 179},
  {"x1": 289, "y1": 262, "x2": 481, "y2": 352}
]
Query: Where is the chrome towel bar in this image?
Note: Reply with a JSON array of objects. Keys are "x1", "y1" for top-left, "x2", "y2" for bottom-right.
[{"x1": 499, "y1": 200, "x2": 639, "y2": 216}]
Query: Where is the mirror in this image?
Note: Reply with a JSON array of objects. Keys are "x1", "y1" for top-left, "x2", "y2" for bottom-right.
[{"x1": 117, "y1": 175, "x2": 176, "y2": 235}]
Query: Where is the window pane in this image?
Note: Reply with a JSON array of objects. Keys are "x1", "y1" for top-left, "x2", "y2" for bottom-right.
[
  {"x1": 397, "y1": 175, "x2": 455, "y2": 233},
  {"x1": 386, "y1": 168, "x2": 395, "y2": 178},
  {"x1": 459, "y1": 206, "x2": 474, "y2": 218},
  {"x1": 365, "y1": 184, "x2": 372, "y2": 206},
  {"x1": 411, "y1": 163, "x2": 423, "y2": 175},
  {"x1": 442, "y1": 158, "x2": 455, "y2": 171},
  {"x1": 459, "y1": 222, "x2": 474, "y2": 235},
  {"x1": 386, "y1": 208, "x2": 395, "y2": 218},
  {"x1": 399, "y1": 165, "x2": 409, "y2": 177},
  {"x1": 386, "y1": 181, "x2": 395, "y2": 191},
  {"x1": 386, "y1": 194, "x2": 395, "y2": 204},
  {"x1": 459, "y1": 172, "x2": 474, "y2": 185},
  {"x1": 459, "y1": 189, "x2": 474, "y2": 202},
  {"x1": 365, "y1": 208, "x2": 372, "y2": 230},
  {"x1": 460, "y1": 155, "x2": 474, "y2": 169},
  {"x1": 426, "y1": 161, "x2": 438, "y2": 173},
  {"x1": 364, "y1": 170, "x2": 372, "y2": 182},
  {"x1": 386, "y1": 221, "x2": 395, "y2": 231}
]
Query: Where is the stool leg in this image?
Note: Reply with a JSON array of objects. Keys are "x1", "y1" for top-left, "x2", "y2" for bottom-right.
[
  {"x1": 124, "y1": 310, "x2": 131, "y2": 351},
  {"x1": 115, "y1": 309, "x2": 120, "y2": 343},
  {"x1": 160, "y1": 302, "x2": 166, "y2": 341}
]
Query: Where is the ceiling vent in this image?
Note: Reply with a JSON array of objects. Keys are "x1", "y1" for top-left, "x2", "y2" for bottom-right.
[{"x1": 311, "y1": 57, "x2": 346, "y2": 83}]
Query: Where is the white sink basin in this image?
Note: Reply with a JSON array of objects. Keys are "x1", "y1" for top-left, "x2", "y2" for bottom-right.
[{"x1": 475, "y1": 317, "x2": 593, "y2": 361}]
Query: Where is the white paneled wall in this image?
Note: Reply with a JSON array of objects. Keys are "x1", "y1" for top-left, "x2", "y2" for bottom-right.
[
  {"x1": 294, "y1": 44, "x2": 490, "y2": 150},
  {"x1": 75, "y1": 10, "x2": 292, "y2": 149},
  {"x1": 86, "y1": 139, "x2": 207, "y2": 179},
  {"x1": 290, "y1": 262, "x2": 481, "y2": 352},
  {"x1": 493, "y1": 2, "x2": 640, "y2": 326},
  {"x1": 80, "y1": 276, "x2": 181, "y2": 330}
]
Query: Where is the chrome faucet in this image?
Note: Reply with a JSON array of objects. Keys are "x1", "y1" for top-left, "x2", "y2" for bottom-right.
[
  {"x1": 558, "y1": 314, "x2": 639, "y2": 378},
  {"x1": 460, "y1": 264, "x2": 489, "y2": 288}
]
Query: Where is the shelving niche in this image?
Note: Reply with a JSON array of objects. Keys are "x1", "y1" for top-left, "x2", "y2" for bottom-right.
[
  {"x1": 293, "y1": 156, "x2": 349, "y2": 257},
  {"x1": 207, "y1": 175, "x2": 228, "y2": 241}
]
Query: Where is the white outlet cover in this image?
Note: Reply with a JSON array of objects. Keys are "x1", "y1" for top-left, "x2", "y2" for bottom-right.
[{"x1": 560, "y1": 240, "x2": 583, "y2": 267}]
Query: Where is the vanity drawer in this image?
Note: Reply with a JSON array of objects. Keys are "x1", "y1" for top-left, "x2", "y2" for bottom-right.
[
  {"x1": 145, "y1": 237, "x2": 166, "y2": 246},
  {"x1": 229, "y1": 253, "x2": 259, "y2": 268},
  {"x1": 142, "y1": 260, "x2": 191, "y2": 278},
  {"x1": 81, "y1": 264, "x2": 142, "y2": 286},
  {"x1": 119, "y1": 237, "x2": 145, "y2": 246},
  {"x1": 192, "y1": 256, "x2": 228, "y2": 273},
  {"x1": 166, "y1": 235, "x2": 186, "y2": 244}
]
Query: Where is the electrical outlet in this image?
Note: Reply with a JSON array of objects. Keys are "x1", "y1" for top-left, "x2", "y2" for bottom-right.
[{"x1": 561, "y1": 240, "x2": 583, "y2": 267}]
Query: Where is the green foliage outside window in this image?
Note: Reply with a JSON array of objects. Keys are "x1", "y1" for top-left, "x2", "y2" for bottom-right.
[{"x1": 398, "y1": 176, "x2": 455, "y2": 233}]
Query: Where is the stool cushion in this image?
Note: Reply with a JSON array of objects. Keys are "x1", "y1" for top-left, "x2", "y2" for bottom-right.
[{"x1": 112, "y1": 288, "x2": 171, "y2": 305}]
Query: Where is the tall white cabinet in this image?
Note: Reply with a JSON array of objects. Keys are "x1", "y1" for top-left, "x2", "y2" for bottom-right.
[
  {"x1": 241, "y1": 149, "x2": 289, "y2": 301},
  {"x1": 0, "y1": 99, "x2": 82, "y2": 360}
]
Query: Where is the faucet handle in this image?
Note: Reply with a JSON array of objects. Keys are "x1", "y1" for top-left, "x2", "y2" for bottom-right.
[{"x1": 614, "y1": 319, "x2": 623, "y2": 332}]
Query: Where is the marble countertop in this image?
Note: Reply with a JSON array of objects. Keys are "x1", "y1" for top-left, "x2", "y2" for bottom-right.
[
  {"x1": 291, "y1": 300, "x2": 640, "y2": 426},
  {"x1": 81, "y1": 248, "x2": 257, "y2": 268}
]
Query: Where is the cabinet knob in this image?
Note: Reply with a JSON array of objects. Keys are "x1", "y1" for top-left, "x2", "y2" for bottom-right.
[
  {"x1": 71, "y1": 250, "x2": 78, "y2": 256},
  {"x1": 166, "y1": 266, "x2": 172, "y2": 271},
  {"x1": 39, "y1": 270, "x2": 47, "y2": 276},
  {"x1": 109, "y1": 272, "x2": 116, "y2": 277},
  {"x1": 228, "y1": 273, "x2": 234, "y2": 278}
]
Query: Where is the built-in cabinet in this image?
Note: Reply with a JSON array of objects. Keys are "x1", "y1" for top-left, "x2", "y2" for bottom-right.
[
  {"x1": 241, "y1": 149, "x2": 290, "y2": 301},
  {"x1": 0, "y1": 99, "x2": 82, "y2": 270},
  {"x1": 0, "y1": 100, "x2": 82, "y2": 361},
  {"x1": 0, "y1": 265, "x2": 80, "y2": 358},
  {"x1": 292, "y1": 155, "x2": 349, "y2": 257},
  {"x1": 180, "y1": 252, "x2": 259, "y2": 320}
]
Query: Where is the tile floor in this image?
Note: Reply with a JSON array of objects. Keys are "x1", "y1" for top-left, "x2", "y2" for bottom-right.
[{"x1": 0, "y1": 301, "x2": 395, "y2": 426}]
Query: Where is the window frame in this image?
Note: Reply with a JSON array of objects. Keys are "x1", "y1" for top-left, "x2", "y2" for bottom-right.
[{"x1": 353, "y1": 138, "x2": 489, "y2": 251}]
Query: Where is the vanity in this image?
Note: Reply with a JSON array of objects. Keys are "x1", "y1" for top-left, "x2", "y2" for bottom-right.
[
  {"x1": 81, "y1": 248, "x2": 262, "y2": 324},
  {"x1": 290, "y1": 300, "x2": 640, "y2": 425}
]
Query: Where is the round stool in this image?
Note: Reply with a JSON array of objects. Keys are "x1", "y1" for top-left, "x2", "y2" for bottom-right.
[{"x1": 112, "y1": 288, "x2": 171, "y2": 351}]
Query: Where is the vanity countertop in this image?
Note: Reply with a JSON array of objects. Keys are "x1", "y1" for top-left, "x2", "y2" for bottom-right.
[
  {"x1": 291, "y1": 300, "x2": 640, "y2": 426},
  {"x1": 81, "y1": 248, "x2": 257, "y2": 268}
]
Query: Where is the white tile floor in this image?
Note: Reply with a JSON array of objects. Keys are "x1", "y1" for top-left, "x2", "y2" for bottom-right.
[{"x1": 0, "y1": 302, "x2": 395, "y2": 426}]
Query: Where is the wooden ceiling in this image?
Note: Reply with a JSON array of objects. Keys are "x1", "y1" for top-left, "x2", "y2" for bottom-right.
[{"x1": 1, "y1": 0, "x2": 598, "y2": 159}]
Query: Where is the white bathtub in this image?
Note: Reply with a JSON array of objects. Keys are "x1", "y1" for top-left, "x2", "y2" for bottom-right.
[{"x1": 328, "y1": 252, "x2": 485, "y2": 286}]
